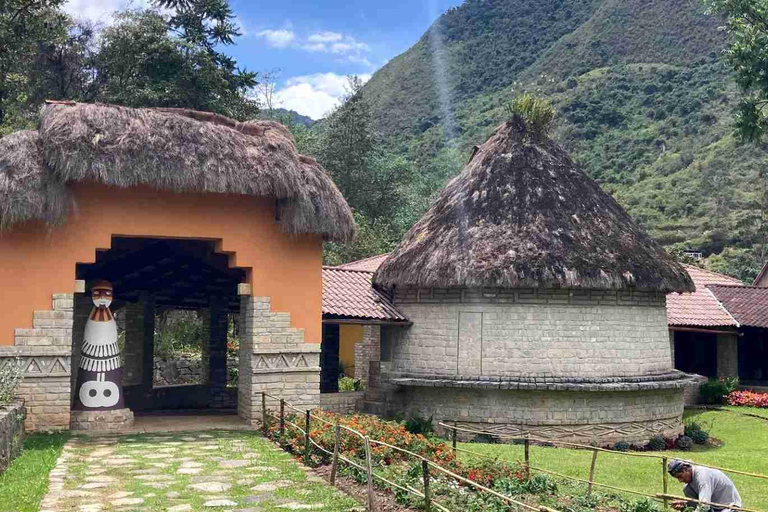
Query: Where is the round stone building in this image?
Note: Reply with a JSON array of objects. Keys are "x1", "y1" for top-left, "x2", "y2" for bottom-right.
[{"x1": 373, "y1": 118, "x2": 695, "y2": 445}]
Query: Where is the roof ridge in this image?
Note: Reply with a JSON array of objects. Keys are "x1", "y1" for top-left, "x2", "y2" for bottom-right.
[
  {"x1": 707, "y1": 283, "x2": 765, "y2": 289},
  {"x1": 322, "y1": 267, "x2": 375, "y2": 274},
  {"x1": 705, "y1": 288, "x2": 740, "y2": 328},
  {"x1": 683, "y1": 264, "x2": 744, "y2": 284},
  {"x1": 334, "y1": 253, "x2": 389, "y2": 268}
]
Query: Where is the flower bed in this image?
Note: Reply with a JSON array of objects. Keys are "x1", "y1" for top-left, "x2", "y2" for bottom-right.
[
  {"x1": 268, "y1": 411, "x2": 665, "y2": 512},
  {"x1": 727, "y1": 390, "x2": 768, "y2": 408}
]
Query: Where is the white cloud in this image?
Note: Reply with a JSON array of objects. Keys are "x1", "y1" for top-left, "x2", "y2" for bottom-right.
[
  {"x1": 307, "y1": 31, "x2": 343, "y2": 44},
  {"x1": 273, "y1": 73, "x2": 372, "y2": 120},
  {"x1": 256, "y1": 29, "x2": 296, "y2": 49},
  {"x1": 63, "y1": 0, "x2": 154, "y2": 23}
]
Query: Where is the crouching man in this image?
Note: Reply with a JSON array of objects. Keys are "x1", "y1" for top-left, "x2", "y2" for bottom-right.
[{"x1": 668, "y1": 459, "x2": 742, "y2": 512}]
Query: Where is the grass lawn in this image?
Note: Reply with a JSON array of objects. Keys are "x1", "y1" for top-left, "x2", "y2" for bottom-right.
[
  {"x1": 459, "y1": 410, "x2": 768, "y2": 511},
  {"x1": 722, "y1": 405, "x2": 768, "y2": 420},
  {"x1": 0, "y1": 432, "x2": 69, "y2": 512}
]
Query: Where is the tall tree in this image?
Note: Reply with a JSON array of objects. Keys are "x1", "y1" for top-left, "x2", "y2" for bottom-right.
[
  {"x1": 0, "y1": 0, "x2": 65, "y2": 131},
  {"x1": 706, "y1": 0, "x2": 768, "y2": 142},
  {"x1": 95, "y1": 9, "x2": 257, "y2": 119}
]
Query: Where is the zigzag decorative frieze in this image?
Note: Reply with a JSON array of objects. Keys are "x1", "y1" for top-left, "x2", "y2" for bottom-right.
[
  {"x1": 0, "y1": 356, "x2": 71, "y2": 377},
  {"x1": 455, "y1": 417, "x2": 682, "y2": 441},
  {"x1": 253, "y1": 353, "x2": 311, "y2": 372}
]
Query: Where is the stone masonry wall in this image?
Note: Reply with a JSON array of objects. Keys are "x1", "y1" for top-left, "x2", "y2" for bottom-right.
[
  {"x1": 354, "y1": 325, "x2": 380, "y2": 386},
  {"x1": 390, "y1": 288, "x2": 671, "y2": 379},
  {"x1": 0, "y1": 402, "x2": 26, "y2": 473},
  {"x1": 238, "y1": 296, "x2": 320, "y2": 425},
  {"x1": 319, "y1": 391, "x2": 365, "y2": 414},
  {"x1": 399, "y1": 386, "x2": 684, "y2": 445},
  {"x1": 0, "y1": 294, "x2": 75, "y2": 431}
]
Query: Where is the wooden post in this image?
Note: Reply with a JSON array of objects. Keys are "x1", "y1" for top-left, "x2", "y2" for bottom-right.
[
  {"x1": 304, "y1": 410, "x2": 311, "y2": 466},
  {"x1": 452, "y1": 421, "x2": 458, "y2": 454},
  {"x1": 422, "y1": 459, "x2": 431, "y2": 512},
  {"x1": 587, "y1": 448, "x2": 599, "y2": 496},
  {"x1": 279, "y1": 399, "x2": 285, "y2": 444},
  {"x1": 524, "y1": 437, "x2": 531, "y2": 481},
  {"x1": 365, "y1": 436, "x2": 375, "y2": 512},
  {"x1": 662, "y1": 457, "x2": 669, "y2": 510},
  {"x1": 261, "y1": 393, "x2": 268, "y2": 436},
  {"x1": 330, "y1": 421, "x2": 341, "y2": 486}
]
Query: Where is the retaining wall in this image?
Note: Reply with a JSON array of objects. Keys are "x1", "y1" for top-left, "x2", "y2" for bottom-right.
[{"x1": 0, "y1": 402, "x2": 26, "y2": 472}]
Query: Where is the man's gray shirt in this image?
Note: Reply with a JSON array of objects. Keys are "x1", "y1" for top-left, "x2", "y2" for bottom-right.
[{"x1": 683, "y1": 466, "x2": 742, "y2": 511}]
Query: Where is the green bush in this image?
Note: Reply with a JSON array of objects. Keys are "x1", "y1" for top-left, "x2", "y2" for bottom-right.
[
  {"x1": 646, "y1": 435, "x2": 666, "y2": 451},
  {"x1": 506, "y1": 93, "x2": 556, "y2": 138},
  {"x1": 0, "y1": 358, "x2": 23, "y2": 404},
  {"x1": 684, "y1": 421, "x2": 710, "y2": 445},
  {"x1": 700, "y1": 377, "x2": 739, "y2": 405},
  {"x1": 675, "y1": 435, "x2": 694, "y2": 451},
  {"x1": 404, "y1": 415, "x2": 433, "y2": 435},
  {"x1": 612, "y1": 441, "x2": 630, "y2": 452},
  {"x1": 620, "y1": 498, "x2": 661, "y2": 512},
  {"x1": 338, "y1": 376, "x2": 363, "y2": 392}
]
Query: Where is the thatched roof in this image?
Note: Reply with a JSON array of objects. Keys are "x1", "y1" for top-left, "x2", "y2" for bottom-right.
[
  {"x1": 374, "y1": 121, "x2": 694, "y2": 293},
  {"x1": 0, "y1": 102, "x2": 355, "y2": 241}
]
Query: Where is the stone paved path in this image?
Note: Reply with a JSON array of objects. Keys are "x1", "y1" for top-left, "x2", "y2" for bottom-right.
[{"x1": 39, "y1": 431, "x2": 360, "y2": 512}]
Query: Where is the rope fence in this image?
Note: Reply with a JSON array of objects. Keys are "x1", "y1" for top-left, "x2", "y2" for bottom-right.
[
  {"x1": 257, "y1": 393, "x2": 766, "y2": 512},
  {"x1": 437, "y1": 421, "x2": 767, "y2": 512}
]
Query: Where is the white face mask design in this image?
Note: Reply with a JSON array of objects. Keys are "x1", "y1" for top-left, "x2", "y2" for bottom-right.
[
  {"x1": 79, "y1": 379, "x2": 120, "y2": 408},
  {"x1": 93, "y1": 296, "x2": 112, "y2": 308}
]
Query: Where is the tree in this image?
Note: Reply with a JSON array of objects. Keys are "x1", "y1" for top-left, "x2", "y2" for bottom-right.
[
  {"x1": 257, "y1": 68, "x2": 280, "y2": 118},
  {"x1": 0, "y1": 0, "x2": 66, "y2": 130},
  {"x1": 94, "y1": 9, "x2": 257, "y2": 119},
  {"x1": 706, "y1": 0, "x2": 768, "y2": 142}
]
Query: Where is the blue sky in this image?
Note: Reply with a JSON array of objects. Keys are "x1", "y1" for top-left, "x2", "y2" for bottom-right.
[{"x1": 64, "y1": 0, "x2": 464, "y2": 119}]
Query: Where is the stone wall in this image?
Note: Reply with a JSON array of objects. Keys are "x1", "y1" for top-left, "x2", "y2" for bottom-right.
[
  {"x1": 0, "y1": 402, "x2": 25, "y2": 473},
  {"x1": 355, "y1": 325, "x2": 380, "y2": 386},
  {"x1": 153, "y1": 356, "x2": 238, "y2": 387},
  {"x1": 682, "y1": 374, "x2": 708, "y2": 405},
  {"x1": 319, "y1": 391, "x2": 365, "y2": 414},
  {"x1": 390, "y1": 288, "x2": 670, "y2": 379},
  {"x1": 396, "y1": 385, "x2": 684, "y2": 445},
  {"x1": 238, "y1": 295, "x2": 320, "y2": 425},
  {"x1": 0, "y1": 293, "x2": 75, "y2": 431}
]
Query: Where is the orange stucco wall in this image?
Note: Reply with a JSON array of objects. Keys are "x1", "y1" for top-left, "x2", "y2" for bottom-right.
[
  {"x1": 0, "y1": 182, "x2": 323, "y2": 345},
  {"x1": 339, "y1": 324, "x2": 363, "y2": 375}
]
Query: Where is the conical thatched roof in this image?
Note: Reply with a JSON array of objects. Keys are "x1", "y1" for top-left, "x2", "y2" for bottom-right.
[
  {"x1": 374, "y1": 121, "x2": 694, "y2": 293},
  {"x1": 0, "y1": 102, "x2": 355, "y2": 241}
]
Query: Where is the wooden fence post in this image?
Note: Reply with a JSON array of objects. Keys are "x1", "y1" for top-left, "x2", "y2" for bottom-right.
[
  {"x1": 452, "y1": 421, "x2": 458, "y2": 454},
  {"x1": 422, "y1": 459, "x2": 431, "y2": 512},
  {"x1": 304, "y1": 410, "x2": 311, "y2": 466},
  {"x1": 524, "y1": 437, "x2": 531, "y2": 481},
  {"x1": 330, "y1": 421, "x2": 340, "y2": 486},
  {"x1": 587, "y1": 448, "x2": 599, "y2": 496},
  {"x1": 365, "y1": 437, "x2": 376, "y2": 512},
  {"x1": 279, "y1": 399, "x2": 285, "y2": 444},
  {"x1": 261, "y1": 392, "x2": 268, "y2": 436},
  {"x1": 662, "y1": 457, "x2": 669, "y2": 510}
]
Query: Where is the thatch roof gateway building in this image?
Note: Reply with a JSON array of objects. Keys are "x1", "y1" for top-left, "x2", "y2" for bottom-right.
[
  {"x1": 0, "y1": 102, "x2": 355, "y2": 431},
  {"x1": 373, "y1": 119, "x2": 695, "y2": 444}
]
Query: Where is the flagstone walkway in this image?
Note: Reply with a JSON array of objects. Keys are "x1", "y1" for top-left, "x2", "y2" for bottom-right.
[{"x1": 39, "y1": 431, "x2": 361, "y2": 512}]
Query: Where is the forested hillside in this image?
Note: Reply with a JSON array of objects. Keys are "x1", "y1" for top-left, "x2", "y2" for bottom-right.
[{"x1": 362, "y1": 0, "x2": 766, "y2": 281}]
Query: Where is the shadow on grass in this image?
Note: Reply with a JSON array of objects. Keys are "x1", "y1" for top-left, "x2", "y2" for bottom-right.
[{"x1": 0, "y1": 432, "x2": 69, "y2": 512}]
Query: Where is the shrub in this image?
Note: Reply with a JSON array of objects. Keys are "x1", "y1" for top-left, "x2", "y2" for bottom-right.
[
  {"x1": 0, "y1": 358, "x2": 23, "y2": 404},
  {"x1": 473, "y1": 433, "x2": 499, "y2": 444},
  {"x1": 726, "y1": 390, "x2": 768, "y2": 408},
  {"x1": 646, "y1": 435, "x2": 666, "y2": 451},
  {"x1": 675, "y1": 436, "x2": 694, "y2": 451},
  {"x1": 684, "y1": 421, "x2": 710, "y2": 445},
  {"x1": 700, "y1": 377, "x2": 739, "y2": 405},
  {"x1": 506, "y1": 93, "x2": 556, "y2": 138},
  {"x1": 525, "y1": 474, "x2": 557, "y2": 495},
  {"x1": 612, "y1": 441, "x2": 630, "y2": 452},
  {"x1": 338, "y1": 376, "x2": 363, "y2": 392},
  {"x1": 404, "y1": 415, "x2": 433, "y2": 436}
]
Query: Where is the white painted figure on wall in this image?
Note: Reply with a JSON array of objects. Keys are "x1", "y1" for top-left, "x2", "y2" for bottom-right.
[{"x1": 73, "y1": 280, "x2": 125, "y2": 410}]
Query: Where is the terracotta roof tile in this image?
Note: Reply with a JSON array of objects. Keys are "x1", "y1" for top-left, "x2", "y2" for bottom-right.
[
  {"x1": 708, "y1": 285, "x2": 768, "y2": 329},
  {"x1": 666, "y1": 265, "x2": 743, "y2": 327},
  {"x1": 334, "y1": 254, "x2": 390, "y2": 272},
  {"x1": 322, "y1": 267, "x2": 408, "y2": 322}
]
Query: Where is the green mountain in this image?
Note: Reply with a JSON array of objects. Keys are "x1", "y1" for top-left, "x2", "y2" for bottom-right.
[{"x1": 363, "y1": 0, "x2": 765, "y2": 280}]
